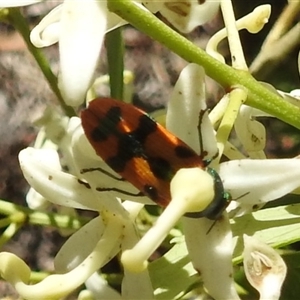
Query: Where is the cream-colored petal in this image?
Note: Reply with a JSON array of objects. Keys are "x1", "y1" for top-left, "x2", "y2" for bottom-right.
[
  {"x1": 158, "y1": 0, "x2": 220, "y2": 33},
  {"x1": 234, "y1": 105, "x2": 266, "y2": 157},
  {"x1": 30, "y1": 5, "x2": 62, "y2": 47},
  {"x1": 58, "y1": 0, "x2": 108, "y2": 106},
  {"x1": 0, "y1": 212, "x2": 123, "y2": 299},
  {"x1": 167, "y1": 63, "x2": 217, "y2": 159},
  {"x1": 220, "y1": 158, "x2": 300, "y2": 216},
  {"x1": 243, "y1": 235, "x2": 287, "y2": 300},
  {"x1": 85, "y1": 272, "x2": 122, "y2": 299},
  {"x1": 26, "y1": 187, "x2": 49, "y2": 210},
  {"x1": 18, "y1": 147, "x2": 103, "y2": 211},
  {"x1": 54, "y1": 216, "x2": 119, "y2": 273},
  {"x1": 0, "y1": 0, "x2": 41, "y2": 7},
  {"x1": 121, "y1": 218, "x2": 154, "y2": 299},
  {"x1": 121, "y1": 167, "x2": 216, "y2": 272},
  {"x1": 183, "y1": 214, "x2": 240, "y2": 300}
]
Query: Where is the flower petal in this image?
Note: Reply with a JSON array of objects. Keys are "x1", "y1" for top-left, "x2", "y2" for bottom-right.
[
  {"x1": 26, "y1": 187, "x2": 49, "y2": 210},
  {"x1": 58, "y1": 0, "x2": 108, "y2": 106},
  {"x1": 18, "y1": 147, "x2": 103, "y2": 211},
  {"x1": 0, "y1": 212, "x2": 124, "y2": 299},
  {"x1": 220, "y1": 158, "x2": 300, "y2": 215},
  {"x1": 0, "y1": 0, "x2": 41, "y2": 7},
  {"x1": 30, "y1": 5, "x2": 62, "y2": 47},
  {"x1": 54, "y1": 216, "x2": 118, "y2": 273},
  {"x1": 166, "y1": 63, "x2": 217, "y2": 159},
  {"x1": 243, "y1": 235, "x2": 287, "y2": 300},
  {"x1": 85, "y1": 272, "x2": 122, "y2": 299},
  {"x1": 183, "y1": 214, "x2": 240, "y2": 299},
  {"x1": 121, "y1": 167, "x2": 217, "y2": 272},
  {"x1": 121, "y1": 218, "x2": 154, "y2": 298},
  {"x1": 234, "y1": 105, "x2": 266, "y2": 158},
  {"x1": 153, "y1": 0, "x2": 220, "y2": 33}
]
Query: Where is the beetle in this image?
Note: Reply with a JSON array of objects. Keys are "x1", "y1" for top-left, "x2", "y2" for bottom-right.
[{"x1": 81, "y1": 98, "x2": 230, "y2": 219}]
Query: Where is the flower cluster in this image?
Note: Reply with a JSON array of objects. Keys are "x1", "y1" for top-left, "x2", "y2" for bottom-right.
[{"x1": 0, "y1": 1, "x2": 300, "y2": 299}]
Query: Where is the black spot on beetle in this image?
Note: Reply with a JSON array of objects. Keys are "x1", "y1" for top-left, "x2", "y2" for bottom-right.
[
  {"x1": 174, "y1": 145, "x2": 197, "y2": 158},
  {"x1": 148, "y1": 157, "x2": 173, "y2": 180},
  {"x1": 118, "y1": 133, "x2": 145, "y2": 159},
  {"x1": 106, "y1": 155, "x2": 127, "y2": 173},
  {"x1": 103, "y1": 113, "x2": 158, "y2": 171},
  {"x1": 91, "y1": 106, "x2": 122, "y2": 141},
  {"x1": 91, "y1": 126, "x2": 109, "y2": 141},
  {"x1": 133, "y1": 115, "x2": 157, "y2": 143}
]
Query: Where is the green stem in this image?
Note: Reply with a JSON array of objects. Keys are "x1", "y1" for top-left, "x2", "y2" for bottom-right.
[
  {"x1": 30, "y1": 271, "x2": 50, "y2": 283},
  {"x1": 106, "y1": 27, "x2": 124, "y2": 100},
  {"x1": 107, "y1": 0, "x2": 300, "y2": 130},
  {"x1": 7, "y1": 8, "x2": 76, "y2": 118},
  {"x1": 0, "y1": 222, "x2": 23, "y2": 248},
  {"x1": 0, "y1": 199, "x2": 89, "y2": 230}
]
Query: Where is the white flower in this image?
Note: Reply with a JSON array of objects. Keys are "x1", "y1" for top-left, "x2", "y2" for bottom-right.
[
  {"x1": 0, "y1": 0, "x2": 128, "y2": 106},
  {"x1": 243, "y1": 235, "x2": 287, "y2": 300},
  {"x1": 121, "y1": 63, "x2": 300, "y2": 299},
  {"x1": 166, "y1": 64, "x2": 299, "y2": 299},
  {"x1": 144, "y1": 0, "x2": 220, "y2": 33},
  {"x1": 0, "y1": 214, "x2": 125, "y2": 299},
  {"x1": 83, "y1": 272, "x2": 122, "y2": 299},
  {"x1": 0, "y1": 110, "x2": 153, "y2": 299},
  {"x1": 0, "y1": 1, "x2": 297, "y2": 299},
  {"x1": 0, "y1": 0, "x2": 40, "y2": 6},
  {"x1": 31, "y1": 0, "x2": 126, "y2": 107},
  {"x1": 0, "y1": 0, "x2": 221, "y2": 106},
  {"x1": 0, "y1": 61, "x2": 298, "y2": 299}
]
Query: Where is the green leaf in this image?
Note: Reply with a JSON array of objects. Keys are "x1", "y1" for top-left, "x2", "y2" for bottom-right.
[
  {"x1": 232, "y1": 203, "x2": 300, "y2": 262},
  {"x1": 149, "y1": 239, "x2": 198, "y2": 299},
  {"x1": 149, "y1": 203, "x2": 300, "y2": 298}
]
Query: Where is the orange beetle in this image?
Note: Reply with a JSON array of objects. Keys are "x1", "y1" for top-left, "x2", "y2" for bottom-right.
[{"x1": 81, "y1": 98, "x2": 230, "y2": 219}]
